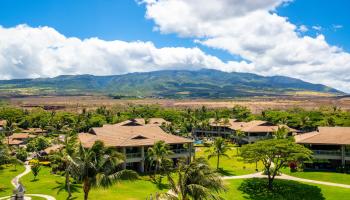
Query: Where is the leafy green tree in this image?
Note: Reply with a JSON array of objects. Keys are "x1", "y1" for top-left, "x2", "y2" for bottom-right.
[
  {"x1": 161, "y1": 158, "x2": 226, "y2": 200},
  {"x1": 147, "y1": 140, "x2": 173, "y2": 181},
  {"x1": 232, "y1": 105, "x2": 253, "y2": 122},
  {"x1": 0, "y1": 134, "x2": 12, "y2": 166},
  {"x1": 31, "y1": 161, "x2": 41, "y2": 181},
  {"x1": 240, "y1": 139, "x2": 312, "y2": 190},
  {"x1": 70, "y1": 141, "x2": 138, "y2": 200},
  {"x1": 16, "y1": 147, "x2": 28, "y2": 162},
  {"x1": 26, "y1": 136, "x2": 50, "y2": 152},
  {"x1": 206, "y1": 137, "x2": 230, "y2": 170}
]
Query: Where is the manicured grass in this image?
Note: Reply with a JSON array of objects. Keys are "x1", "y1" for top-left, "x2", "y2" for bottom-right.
[
  {"x1": 21, "y1": 166, "x2": 169, "y2": 200},
  {"x1": 281, "y1": 168, "x2": 350, "y2": 185},
  {"x1": 223, "y1": 178, "x2": 350, "y2": 200},
  {"x1": 196, "y1": 146, "x2": 263, "y2": 176},
  {"x1": 0, "y1": 164, "x2": 25, "y2": 197}
]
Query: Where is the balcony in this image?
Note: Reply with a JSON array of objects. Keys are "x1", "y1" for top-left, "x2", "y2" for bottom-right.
[
  {"x1": 126, "y1": 152, "x2": 142, "y2": 158},
  {"x1": 313, "y1": 150, "x2": 341, "y2": 156},
  {"x1": 172, "y1": 149, "x2": 189, "y2": 154}
]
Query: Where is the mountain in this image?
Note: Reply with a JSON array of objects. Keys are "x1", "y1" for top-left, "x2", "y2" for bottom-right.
[{"x1": 0, "y1": 69, "x2": 344, "y2": 98}]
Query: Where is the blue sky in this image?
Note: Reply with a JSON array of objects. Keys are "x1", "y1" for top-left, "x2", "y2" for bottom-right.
[
  {"x1": 0, "y1": 0, "x2": 350, "y2": 92},
  {"x1": 1, "y1": 0, "x2": 347, "y2": 59}
]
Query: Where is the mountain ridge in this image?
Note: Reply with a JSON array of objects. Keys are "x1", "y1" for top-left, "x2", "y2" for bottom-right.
[{"x1": 0, "y1": 69, "x2": 344, "y2": 98}]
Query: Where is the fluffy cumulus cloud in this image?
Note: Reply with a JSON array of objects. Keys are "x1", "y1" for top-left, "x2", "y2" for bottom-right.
[
  {"x1": 0, "y1": 24, "x2": 252, "y2": 79},
  {"x1": 142, "y1": 0, "x2": 350, "y2": 92}
]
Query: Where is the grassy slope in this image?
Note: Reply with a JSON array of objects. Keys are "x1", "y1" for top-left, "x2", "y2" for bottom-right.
[
  {"x1": 223, "y1": 179, "x2": 350, "y2": 200},
  {"x1": 196, "y1": 146, "x2": 264, "y2": 176},
  {"x1": 0, "y1": 164, "x2": 25, "y2": 197},
  {"x1": 281, "y1": 168, "x2": 350, "y2": 185},
  {"x1": 21, "y1": 167, "x2": 168, "y2": 200}
]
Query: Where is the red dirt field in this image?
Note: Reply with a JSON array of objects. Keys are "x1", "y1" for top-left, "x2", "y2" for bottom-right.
[{"x1": 6, "y1": 95, "x2": 350, "y2": 114}]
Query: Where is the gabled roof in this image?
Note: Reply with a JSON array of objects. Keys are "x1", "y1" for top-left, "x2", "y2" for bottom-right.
[
  {"x1": 22, "y1": 128, "x2": 45, "y2": 134},
  {"x1": 295, "y1": 127, "x2": 350, "y2": 145},
  {"x1": 9, "y1": 133, "x2": 35, "y2": 140},
  {"x1": 44, "y1": 144, "x2": 64, "y2": 154},
  {"x1": 115, "y1": 118, "x2": 169, "y2": 126},
  {"x1": 8, "y1": 139, "x2": 25, "y2": 145},
  {"x1": 208, "y1": 118, "x2": 238, "y2": 127},
  {"x1": 230, "y1": 120, "x2": 296, "y2": 133},
  {"x1": 79, "y1": 118, "x2": 191, "y2": 148}
]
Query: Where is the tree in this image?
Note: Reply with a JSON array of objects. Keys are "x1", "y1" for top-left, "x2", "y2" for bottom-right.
[
  {"x1": 26, "y1": 136, "x2": 50, "y2": 152},
  {"x1": 0, "y1": 134, "x2": 11, "y2": 166},
  {"x1": 50, "y1": 131, "x2": 78, "y2": 198},
  {"x1": 161, "y1": 158, "x2": 226, "y2": 200},
  {"x1": 3, "y1": 119, "x2": 17, "y2": 145},
  {"x1": 272, "y1": 126, "x2": 290, "y2": 139},
  {"x1": 31, "y1": 160, "x2": 41, "y2": 181},
  {"x1": 70, "y1": 141, "x2": 138, "y2": 200},
  {"x1": 16, "y1": 147, "x2": 28, "y2": 162},
  {"x1": 206, "y1": 137, "x2": 229, "y2": 170},
  {"x1": 240, "y1": 139, "x2": 312, "y2": 190},
  {"x1": 147, "y1": 140, "x2": 173, "y2": 181}
]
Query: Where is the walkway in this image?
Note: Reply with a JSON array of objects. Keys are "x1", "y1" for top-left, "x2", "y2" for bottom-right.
[
  {"x1": 0, "y1": 163, "x2": 56, "y2": 200},
  {"x1": 223, "y1": 172, "x2": 350, "y2": 189}
]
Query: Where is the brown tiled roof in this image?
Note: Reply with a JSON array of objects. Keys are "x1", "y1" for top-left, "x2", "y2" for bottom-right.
[
  {"x1": 295, "y1": 127, "x2": 350, "y2": 145},
  {"x1": 115, "y1": 118, "x2": 169, "y2": 126},
  {"x1": 8, "y1": 139, "x2": 25, "y2": 145},
  {"x1": 44, "y1": 144, "x2": 64, "y2": 154},
  {"x1": 9, "y1": 133, "x2": 35, "y2": 140},
  {"x1": 229, "y1": 120, "x2": 296, "y2": 133},
  {"x1": 79, "y1": 123, "x2": 192, "y2": 148}
]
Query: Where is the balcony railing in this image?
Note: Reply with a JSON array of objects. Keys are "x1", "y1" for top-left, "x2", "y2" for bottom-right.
[
  {"x1": 313, "y1": 150, "x2": 341, "y2": 156},
  {"x1": 172, "y1": 149, "x2": 189, "y2": 154},
  {"x1": 126, "y1": 152, "x2": 142, "y2": 158}
]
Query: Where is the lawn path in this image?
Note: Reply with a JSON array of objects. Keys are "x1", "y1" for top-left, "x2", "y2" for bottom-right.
[
  {"x1": 223, "y1": 172, "x2": 350, "y2": 189},
  {"x1": 6, "y1": 163, "x2": 56, "y2": 200}
]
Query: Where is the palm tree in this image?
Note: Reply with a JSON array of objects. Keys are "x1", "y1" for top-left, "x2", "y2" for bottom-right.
[
  {"x1": 70, "y1": 141, "x2": 138, "y2": 200},
  {"x1": 53, "y1": 131, "x2": 78, "y2": 198},
  {"x1": 3, "y1": 119, "x2": 17, "y2": 145},
  {"x1": 206, "y1": 137, "x2": 229, "y2": 170},
  {"x1": 273, "y1": 126, "x2": 290, "y2": 139},
  {"x1": 147, "y1": 141, "x2": 173, "y2": 179},
  {"x1": 161, "y1": 158, "x2": 226, "y2": 200}
]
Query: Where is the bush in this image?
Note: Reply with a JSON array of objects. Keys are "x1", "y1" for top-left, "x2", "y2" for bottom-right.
[{"x1": 16, "y1": 147, "x2": 28, "y2": 162}]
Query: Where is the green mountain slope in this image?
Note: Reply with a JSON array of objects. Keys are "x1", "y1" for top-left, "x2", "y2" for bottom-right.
[{"x1": 0, "y1": 69, "x2": 343, "y2": 98}]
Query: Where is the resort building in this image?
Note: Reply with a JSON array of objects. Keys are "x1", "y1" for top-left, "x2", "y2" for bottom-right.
[
  {"x1": 7, "y1": 133, "x2": 35, "y2": 146},
  {"x1": 79, "y1": 118, "x2": 194, "y2": 172},
  {"x1": 295, "y1": 127, "x2": 350, "y2": 168},
  {"x1": 193, "y1": 118, "x2": 297, "y2": 144}
]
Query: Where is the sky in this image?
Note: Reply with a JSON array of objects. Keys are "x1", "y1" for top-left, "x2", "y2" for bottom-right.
[{"x1": 0, "y1": 0, "x2": 350, "y2": 92}]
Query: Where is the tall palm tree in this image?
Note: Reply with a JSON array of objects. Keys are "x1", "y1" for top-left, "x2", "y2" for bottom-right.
[
  {"x1": 70, "y1": 141, "x2": 138, "y2": 200},
  {"x1": 161, "y1": 158, "x2": 226, "y2": 200},
  {"x1": 273, "y1": 126, "x2": 290, "y2": 139},
  {"x1": 206, "y1": 137, "x2": 229, "y2": 170},
  {"x1": 56, "y1": 131, "x2": 78, "y2": 198},
  {"x1": 3, "y1": 119, "x2": 17, "y2": 145},
  {"x1": 147, "y1": 141, "x2": 173, "y2": 178}
]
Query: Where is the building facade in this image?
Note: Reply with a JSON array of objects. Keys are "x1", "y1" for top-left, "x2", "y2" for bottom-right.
[
  {"x1": 295, "y1": 127, "x2": 350, "y2": 168},
  {"x1": 79, "y1": 118, "x2": 194, "y2": 172},
  {"x1": 193, "y1": 118, "x2": 297, "y2": 144}
]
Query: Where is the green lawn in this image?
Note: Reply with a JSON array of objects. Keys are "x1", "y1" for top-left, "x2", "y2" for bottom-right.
[
  {"x1": 21, "y1": 166, "x2": 169, "y2": 200},
  {"x1": 0, "y1": 164, "x2": 25, "y2": 197},
  {"x1": 281, "y1": 168, "x2": 350, "y2": 185},
  {"x1": 196, "y1": 146, "x2": 263, "y2": 176},
  {"x1": 223, "y1": 178, "x2": 350, "y2": 200}
]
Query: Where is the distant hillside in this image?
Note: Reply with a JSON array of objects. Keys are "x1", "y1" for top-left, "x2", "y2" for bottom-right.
[{"x1": 0, "y1": 69, "x2": 343, "y2": 98}]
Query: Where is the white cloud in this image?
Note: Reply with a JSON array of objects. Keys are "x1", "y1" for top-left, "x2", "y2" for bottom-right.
[
  {"x1": 142, "y1": 0, "x2": 350, "y2": 93},
  {"x1": 298, "y1": 25, "x2": 308, "y2": 33},
  {"x1": 0, "y1": 24, "x2": 252, "y2": 79},
  {"x1": 312, "y1": 25, "x2": 322, "y2": 31}
]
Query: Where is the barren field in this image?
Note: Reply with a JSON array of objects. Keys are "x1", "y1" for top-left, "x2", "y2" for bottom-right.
[{"x1": 4, "y1": 95, "x2": 350, "y2": 113}]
